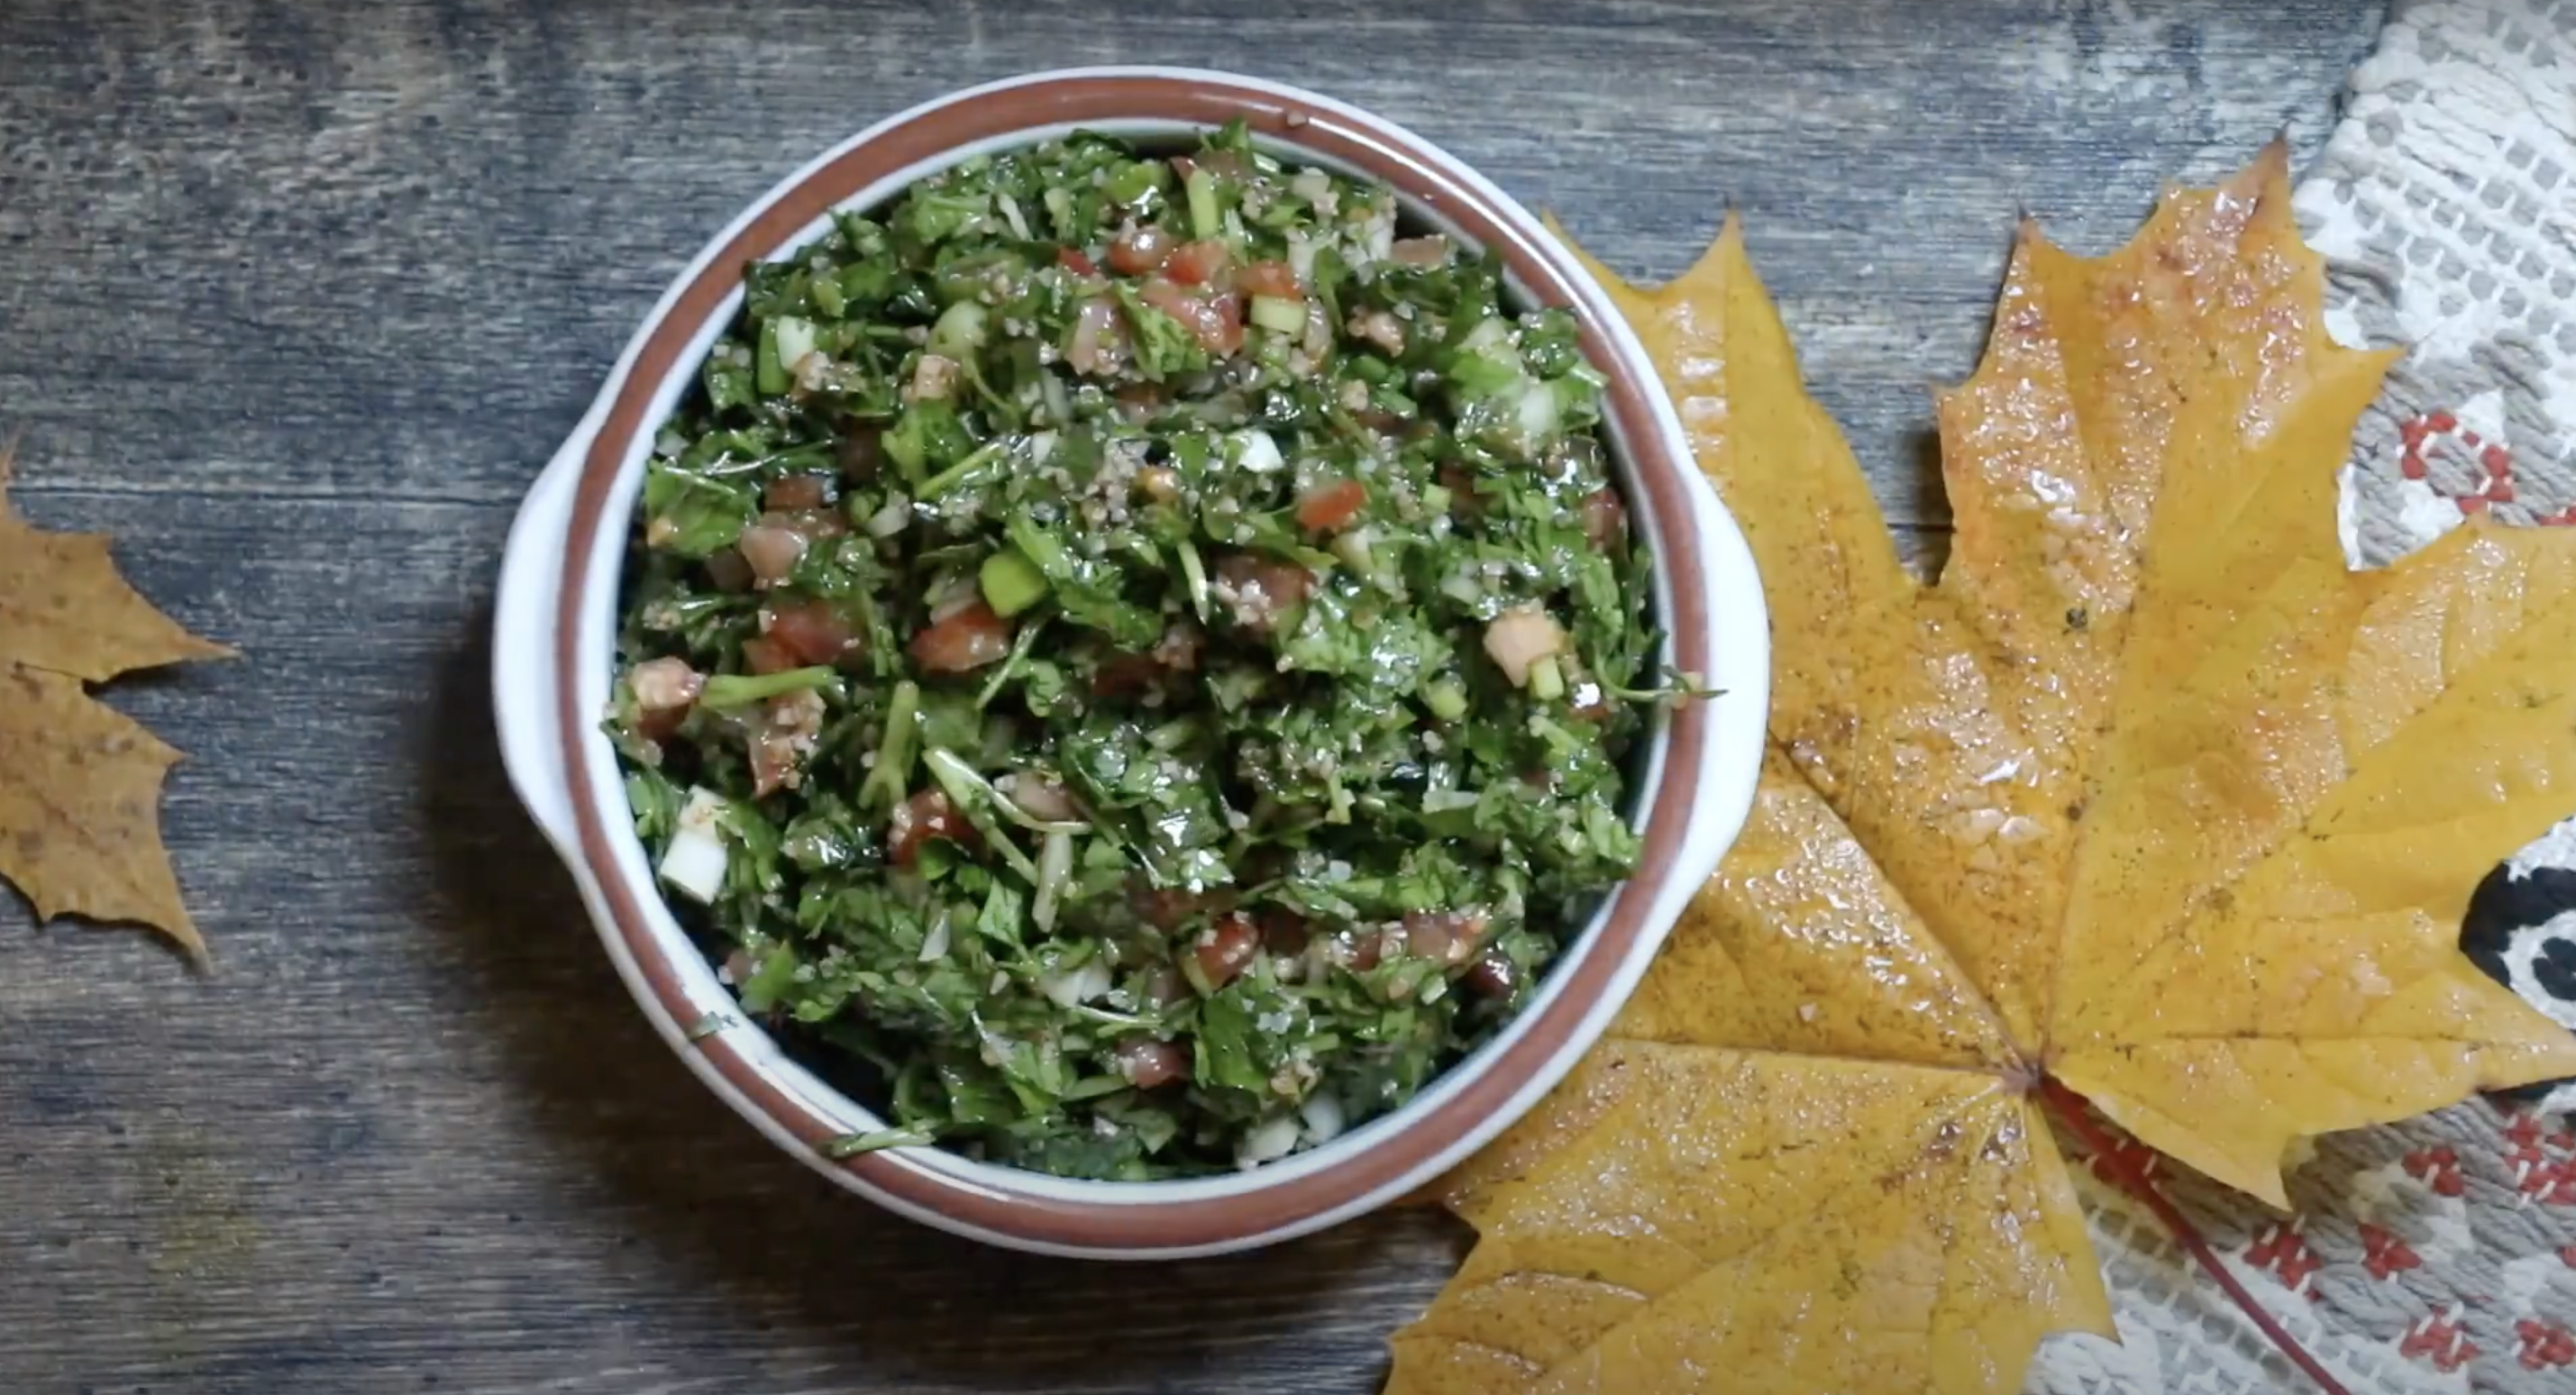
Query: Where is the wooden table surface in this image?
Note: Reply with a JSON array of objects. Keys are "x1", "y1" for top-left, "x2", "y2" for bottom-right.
[{"x1": 0, "y1": 4, "x2": 2384, "y2": 1391}]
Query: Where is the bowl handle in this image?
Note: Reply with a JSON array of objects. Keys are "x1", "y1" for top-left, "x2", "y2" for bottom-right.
[{"x1": 490, "y1": 425, "x2": 595, "y2": 859}]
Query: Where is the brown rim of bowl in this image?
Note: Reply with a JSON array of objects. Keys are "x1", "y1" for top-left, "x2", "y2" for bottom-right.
[{"x1": 549, "y1": 72, "x2": 1712, "y2": 1252}]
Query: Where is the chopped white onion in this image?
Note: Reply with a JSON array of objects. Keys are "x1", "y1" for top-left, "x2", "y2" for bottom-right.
[
  {"x1": 1458, "y1": 316, "x2": 1512, "y2": 356},
  {"x1": 1514, "y1": 379, "x2": 1561, "y2": 444},
  {"x1": 1298, "y1": 1091, "x2": 1346, "y2": 1145},
  {"x1": 1330, "y1": 526, "x2": 1375, "y2": 575},
  {"x1": 792, "y1": 350, "x2": 832, "y2": 394},
  {"x1": 1422, "y1": 788, "x2": 1481, "y2": 814},
  {"x1": 657, "y1": 788, "x2": 731, "y2": 904},
  {"x1": 1483, "y1": 606, "x2": 1567, "y2": 688},
  {"x1": 1010, "y1": 777, "x2": 1078, "y2": 822},
  {"x1": 1228, "y1": 428, "x2": 1284, "y2": 474},
  {"x1": 1289, "y1": 169, "x2": 1336, "y2": 217},
  {"x1": 928, "y1": 576, "x2": 981, "y2": 623},
  {"x1": 866, "y1": 493, "x2": 911, "y2": 538},
  {"x1": 1037, "y1": 958, "x2": 1111, "y2": 1008},
  {"x1": 1032, "y1": 828, "x2": 1074, "y2": 935},
  {"x1": 772, "y1": 316, "x2": 818, "y2": 372},
  {"x1": 996, "y1": 193, "x2": 1030, "y2": 241},
  {"x1": 1284, "y1": 231, "x2": 1318, "y2": 282},
  {"x1": 1237, "y1": 1113, "x2": 1302, "y2": 1169},
  {"x1": 918, "y1": 914, "x2": 952, "y2": 962}
]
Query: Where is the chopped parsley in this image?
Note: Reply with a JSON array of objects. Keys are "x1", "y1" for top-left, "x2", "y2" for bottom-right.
[{"x1": 608, "y1": 123, "x2": 1685, "y2": 1181}]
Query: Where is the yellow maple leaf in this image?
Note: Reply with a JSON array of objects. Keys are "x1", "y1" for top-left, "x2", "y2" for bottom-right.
[
  {"x1": 1388, "y1": 146, "x2": 2576, "y2": 1394},
  {"x1": 0, "y1": 447, "x2": 233, "y2": 962}
]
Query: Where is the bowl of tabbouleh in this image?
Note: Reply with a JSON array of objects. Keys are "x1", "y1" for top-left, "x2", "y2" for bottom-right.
[{"x1": 492, "y1": 67, "x2": 1768, "y2": 1257}]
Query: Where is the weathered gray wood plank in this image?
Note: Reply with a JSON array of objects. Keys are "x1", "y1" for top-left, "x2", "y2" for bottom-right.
[{"x1": 0, "y1": 3, "x2": 2381, "y2": 1392}]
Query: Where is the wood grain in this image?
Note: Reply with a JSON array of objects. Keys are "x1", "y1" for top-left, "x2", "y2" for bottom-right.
[{"x1": 0, "y1": 3, "x2": 2381, "y2": 1391}]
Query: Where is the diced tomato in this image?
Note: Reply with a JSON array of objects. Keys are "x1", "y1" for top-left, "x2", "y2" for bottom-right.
[
  {"x1": 767, "y1": 506, "x2": 848, "y2": 540},
  {"x1": 1138, "y1": 278, "x2": 1244, "y2": 357},
  {"x1": 1165, "y1": 239, "x2": 1231, "y2": 287},
  {"x1": 1140, "y1": 967, "x2": 1192, "y2": 1008},
  {"x1": 1168, "y1": 155, "x2": 1196, "y2": 182},
  {"x1": 705, "y1": 546, "x2": 754, "y2": 594},
  {"x1": 1330, "y1": 930, "x2": 1385, "y2": 972},
  {"x1": 887, "y1": 788, "x2": 976, "y2": 867},
  {"x1": 1400, "y1": 911, "x2": 1490, "y2": 965},
  {"x1": 1114, "y1": 384, "x2": 1166, "y2": 422},
  {"x1": 1056, "y1": 246, "x2": 1100, "y2": 276},
  {"x1": 628, "y1": 656, "x2": 703, "y2": 741},
  {"x1": 748, "y1": 690, "x2": 825, "y2": 798},
  {"x1": 1212, "y1": 553, "x2": 1313, "y2": 634},
  {"x1": 1193, "y1": 913, "x2": 1263, "y2": 989},
  {"x1": 1294, "y1": 478, "x2": 1367, "y2": 533},
  {"x1": 1581, "y1": 488, "x2": 1628, "y2": 548},
  {"x1": 736, "y1": 524, "x2": 808, "y2": 586},
  {"x1": 1483, "y1": 606, "x2": 1567, "y2": 688},
  {"x1": 1114, "y1": 1039, "x2": 1191, "y2": 1089},
  {"x1": 1464, "y1": 953, "x2": 1518, "y2": 999},
  {"x1": 763, "y1": 599, "x2": 854, "y2": 666},
  {"x1": 909, "y1": 598, "x2": 1012, "y2": 673},
  {"x1": 838, "y1": 426, "x2": 884, "y2": 480},
  {"x1": 740, "y1": 635, "x2": 799, "y2": 676},
  {"x1": 1090, "y1": 652, "x2": 1167, "y2": 698},
  {"x1": 1388, "y1": 234, "x2": 1452, "y2": 268},
  {"x1": 1151, "y1": 621, "x2": 1203, "y2": 672},
  {"x1": 1236, "y1": 260, "x2": 1302, "y2": 300},
  {"x1": 1130, "y1": 885, "x2": 1210, "y2": 932},
  {"x1": 1068, "y1": 297, "x2": 1129, "y2": 378},
  {"x1": 763, "y1": 474, "x2": 831, "y2": 511},
  {"x1": 1348, "y1": 308, "x2": 1404, "y2": 356},
  {"x1": 1259, "y1": 910, "x2": 1312, "y2": 956},
  {"x1": 1439, "y1": 465, "x2": 1483, "y2": 515},
  {"x1": 1107, "y1": 225, "x2": 1173, "y2": 276}
]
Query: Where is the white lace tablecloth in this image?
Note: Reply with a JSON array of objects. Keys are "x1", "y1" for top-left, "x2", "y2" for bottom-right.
[{"x1": 2029, "y1": 3, "x2": 2576, "y2": 1390}]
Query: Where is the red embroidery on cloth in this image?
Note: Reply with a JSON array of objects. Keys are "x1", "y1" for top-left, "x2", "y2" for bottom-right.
[
  {"x1": 2361, "y1": 1223, "x2": 2423, "y2": 1280},
  {"x1": 2395, "y1": 408, "x2": 2528, "y2": 515},
  {"x1": 2083, "y1": 1129, "x2": 2164, "y2": 1188},
  {"x1": 2505, "y1": 1113, "x2": 2576, "y2": 1205},
  {"x1": 2248, "y1": 1220, "x2": 2324, "y2": 1294},
  {"x1": 2403, "y1": 1306, "x2": 2480, "y2": 1372},
  {"x1": 2517, "y1": 1319, "x2": 2576, "y2": 1371},
  {"x1": 2407, "y1": 1144, "x2": 2467, "y2": 1197}
]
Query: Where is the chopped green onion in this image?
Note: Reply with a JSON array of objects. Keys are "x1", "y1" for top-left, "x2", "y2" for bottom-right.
[
  {"x1": 922, "y1": 747, "x2": 1042, "y2": 884},
  {"x1": 1527, "y1": 656, "x2": 1566, "y2": 702},
  {"x1": 857, "y1": 679, "x2": 920, "y2": 812},
  {"x1": 1185, "y1": 167, "x2": 1220, "y2": 240},
  {"x1": 917, "y1": 438, "x2": 1009, "y2": 501},
  {"x1": 1247, "y1": 295, "x2": 1306, "y2": 334},
  {"x1": 928, "y1": 301, "x2": 989, "y2": 360},
  {"x1": 772, "y1": 316, "x2": 819, "y2": 374},
  {"x1": 979, "y1": 546, "x2": 1051, "y2": 617},
  {"x1": 1032, "y1": 828, "x2": 1073, "y2": 935},
  {"x1": 701, "y1": 666, "x2": 836, "y2": 709},
  {"x1": 822, "y1": 1125, "x2": 936, "y2": 1159},
  {"x1": 809, "y1": 274, "x2": 846, "y2": 319},
  {"x1": 1176, "y1": 537, "x2": 1210, "y2": 622},
  {"x1": 754, "y1": 320, "x2": 788, "y2": 396},
  {"x1": 1423, "y1": 679, "x2": 1468, "y2": 722}
]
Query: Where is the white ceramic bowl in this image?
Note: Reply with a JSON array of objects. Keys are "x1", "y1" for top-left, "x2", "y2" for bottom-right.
[{"x1": 492, "y1": 67, "x2": 1768, "y2": 1258}]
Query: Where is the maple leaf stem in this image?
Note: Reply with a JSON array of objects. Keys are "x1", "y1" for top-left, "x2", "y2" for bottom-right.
[{"x1": 2036, "y1": 1079, "x2": 2351, "y2": 1395}]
